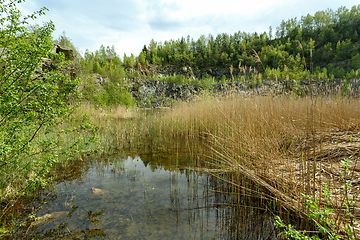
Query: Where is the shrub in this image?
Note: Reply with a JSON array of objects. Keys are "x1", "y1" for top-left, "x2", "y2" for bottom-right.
[{"x1": 0, "y1": 0, "x2": 80, "y2": 200}]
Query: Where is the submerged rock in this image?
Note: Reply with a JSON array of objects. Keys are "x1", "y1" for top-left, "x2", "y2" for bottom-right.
[
  {"x1": 91, "y1": 187, "x2": 102, "y2": 194},
  {"x1": 30, "y1": 211, "x2": 69, "y2": 227},
  {"x1": 90, "y1": 187, "x2": 109, "y2": 199}
]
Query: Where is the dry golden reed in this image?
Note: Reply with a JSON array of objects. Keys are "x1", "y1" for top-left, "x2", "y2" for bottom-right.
[
  {"x1": 124, "y1": 93, "x2": 360, "y2": 231},
  {"x1": 178, "y1": 94, "x2": 360, "y2": 231},
  {"x1": 72, "y1": 93, "x2": 360, "y2": 231}
]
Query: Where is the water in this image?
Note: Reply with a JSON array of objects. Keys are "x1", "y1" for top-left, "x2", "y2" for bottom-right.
[{"x1": 7, "y1": 151, "x2": 278, "y2": 239}]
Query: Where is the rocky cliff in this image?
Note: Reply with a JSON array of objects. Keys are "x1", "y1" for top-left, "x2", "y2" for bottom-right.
[
  {"x1": 127, "y1": 77, "x2": 360, "y2": 108},
  {"x1": 128, "y1": 78, "x2": 203, "y2": 107},
  {"x1": 87, "y1": 63, "x2": 360, "y2": 108},
  {"x1": 37, "y1": 44, "x2": 79, "y2": 80},
  {"x1": 134, "y1": 64, "x2": 245, "y2": 80}
]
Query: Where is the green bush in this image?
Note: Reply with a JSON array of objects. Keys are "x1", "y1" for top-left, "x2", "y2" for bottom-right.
[
  {"x1": 93, "y1": 80, "x2": 135, "y2": 107},
  {"x1": 0, "y1": 0, "x2": 81, "y2": 200}
]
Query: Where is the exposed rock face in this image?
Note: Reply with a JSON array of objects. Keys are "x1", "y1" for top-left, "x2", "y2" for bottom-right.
[
  {"x1": 86, "y1": 64, "x2": 360, "y2": 108},
  {"x1": 38, "y1": 57, "x2": 56, "y2": 71},
  {"x1": 128, "y1": 77, "x2": 360, "y2": 108},
  {"x1": 52, "y1": 44, "x2": 74, "y2": 61},
  {"x1": 2, "y1": 44, "x2": 75, "y2": 73},
  {"x1": 0, "y1": 46, "x2": 67, "y2": 82},
  {"x1": 129, "y1": 78, "x2": 203, "y2": 107},
  {"x1": 135, "y1": 64, "x2": 196, "y2": 79},
  {"x1": 134, "y1": 64, "x2": 250, "y2": 80},
  {"x1": 36, "y1": 44, "x2": 79, "y2": 79},
  {"x1": 94, "y1": 74, "x2": 109, "y2": 85}
]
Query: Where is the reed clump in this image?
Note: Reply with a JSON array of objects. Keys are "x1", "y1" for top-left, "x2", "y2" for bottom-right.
[
  {"x1": 67, "y1": 92, "x2": 360, "y2": 236},
  {"x1": 194, "y1": 95, "x2": 360, "y2": 236}
]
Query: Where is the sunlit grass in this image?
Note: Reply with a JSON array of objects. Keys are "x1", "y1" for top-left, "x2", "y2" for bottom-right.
[
  {"x1": 3, "y1": 91, "x2": 358, "y2": 236},
  {"x1": 73, "y1": 92, "x2": 360, "y2": 235}
]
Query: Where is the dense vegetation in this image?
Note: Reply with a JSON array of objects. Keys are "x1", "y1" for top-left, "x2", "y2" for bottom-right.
[
  {"x1": 60, "y1": 6, "x2": 360, "y2": 237},
  {"x1": 0, "y1": 0, "x2": 95, "y2": 218},
  {"x1": 139, "y1": 5, "x2": 360, "y2": 79},
  {"x1": 1, "y1": 1, "x2": 360, "y2": 238},
  {"x1": 80, "y1": 5, "x2": 360, "y2": 82}
]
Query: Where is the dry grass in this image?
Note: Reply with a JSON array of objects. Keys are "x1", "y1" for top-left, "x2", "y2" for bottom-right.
[
  {"x1": 71, "y1": 95, "x2": 360, "y2": 233},
  {"x1": 115, "y1": 93, "x2": 360, "y2": 233},
  {"x1": 72, "y1": 103, "x2": 139, "y2": 123},
  {"x1": 178, "y1": 95, "x2": 360, "y2": 233}
]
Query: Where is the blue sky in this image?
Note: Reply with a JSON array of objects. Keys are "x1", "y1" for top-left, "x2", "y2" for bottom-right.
[{"x1": 18, "y1": 0, "x2": 360, "y2": 58}]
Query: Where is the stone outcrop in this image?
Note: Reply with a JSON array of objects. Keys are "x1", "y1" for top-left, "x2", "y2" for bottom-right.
[
  {"x1": 52, "y1": 44, "x2": 75, "y2": 61},
  {"x1": 36, "y1": 44, "x2": 79, "y2": 80},
  {"x1": 135, "y1": 64, "x2": 196, "y2": 79},
  {"x1": 86, "y1": 64, "x2": 360, "y2": 108},
  {"x1": 134, "y1": 64, "x2": 251, "y2": 80},
  {"x1": 1, "y1": 44, "x2": 75, "y2": 74},
  {"x1": 129, "y1": 78, "x2": 203, "y2": 107},
  {"x1": 127, "y1": 77, "x2": 360, "y2": 108},
  {"x1": 94, "y1": 74, "x2": 109, "y2": 85}
]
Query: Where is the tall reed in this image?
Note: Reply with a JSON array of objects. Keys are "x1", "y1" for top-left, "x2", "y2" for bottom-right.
[
  {"x1": 65, "y1": 92, "x2": 360, "y2": 235},
  {"x1": 198, "y1": 95, "x2": 360, "y2": 235}
]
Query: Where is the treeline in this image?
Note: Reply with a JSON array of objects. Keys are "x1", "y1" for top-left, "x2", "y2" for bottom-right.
[
  {"x1": 79, "y1": 5, "x2": 360, "y2": 81},
  {"x1": 137, "y1": 5, "x2": 360, "y2": 79},
  {"x1": 73, "y1": 4, "x2": 360, "y2": 105}
]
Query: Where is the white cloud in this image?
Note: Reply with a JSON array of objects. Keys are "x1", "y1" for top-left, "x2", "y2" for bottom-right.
[{"x1": 15, "y1": 0, "x2": 360, "y2": 58}]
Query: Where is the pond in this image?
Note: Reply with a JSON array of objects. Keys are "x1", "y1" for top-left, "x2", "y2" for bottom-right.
[{"x1": 7, "y1": 148, "x2": 278, "y2": 239}]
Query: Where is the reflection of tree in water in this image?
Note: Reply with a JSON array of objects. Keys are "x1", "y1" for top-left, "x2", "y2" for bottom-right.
[
  {"x1": 137, "y1": 137, "x2": 206, "y2": 172},
  {"x1": 5, "y1": 151, "x2": 283, "y2": 239},
  {"x1": 8, "y1": 206, "x2": 106, "y2": 239}
]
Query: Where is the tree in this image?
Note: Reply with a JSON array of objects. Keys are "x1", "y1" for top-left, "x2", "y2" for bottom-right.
[
  {"x1": 0, "y1": 0, "x2": 80, "y2": 199},
  {"x1": 352, "y1": 31, "x2": 358, "y2": 42},
  {"x1": 54, "y1": 31, "x2": 76, "y2": 49},
  {"x1": 137, "y1": 51, "x2": 146, "y2": 65}
]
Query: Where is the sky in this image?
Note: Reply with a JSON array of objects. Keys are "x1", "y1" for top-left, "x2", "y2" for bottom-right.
[{"x1": 18, "y1": 0, "x2": 360, "y2": 58}]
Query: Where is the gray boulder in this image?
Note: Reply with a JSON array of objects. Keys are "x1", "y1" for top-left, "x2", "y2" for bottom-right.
[{"x1": 52, "y1": 44, "x2": 74, "y2": 61}]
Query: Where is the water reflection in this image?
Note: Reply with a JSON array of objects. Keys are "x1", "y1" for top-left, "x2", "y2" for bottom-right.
[{"x1": 7, "y1": 154, "x2": 278, "y2": 239}]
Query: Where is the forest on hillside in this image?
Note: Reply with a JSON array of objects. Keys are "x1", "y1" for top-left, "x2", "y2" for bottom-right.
[{"x1": 79, "y1": 4, "x2": 360, "y2": 81}]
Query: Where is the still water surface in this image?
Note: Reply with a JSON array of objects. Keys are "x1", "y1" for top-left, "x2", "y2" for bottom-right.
[{"x1": 11, "y1": 151, "x2": 278, "y2": 239}]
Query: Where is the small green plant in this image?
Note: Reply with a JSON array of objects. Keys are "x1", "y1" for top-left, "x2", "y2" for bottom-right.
[
  {"x1": 339, "y1": 159, "x2": 359, "y2": 239},
  {"x1": 341, "y1": 79, "x2": 351, "y2": 96},
  {"x1": 275, "y1": 159, "x2": 359, "y2": 240}
]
